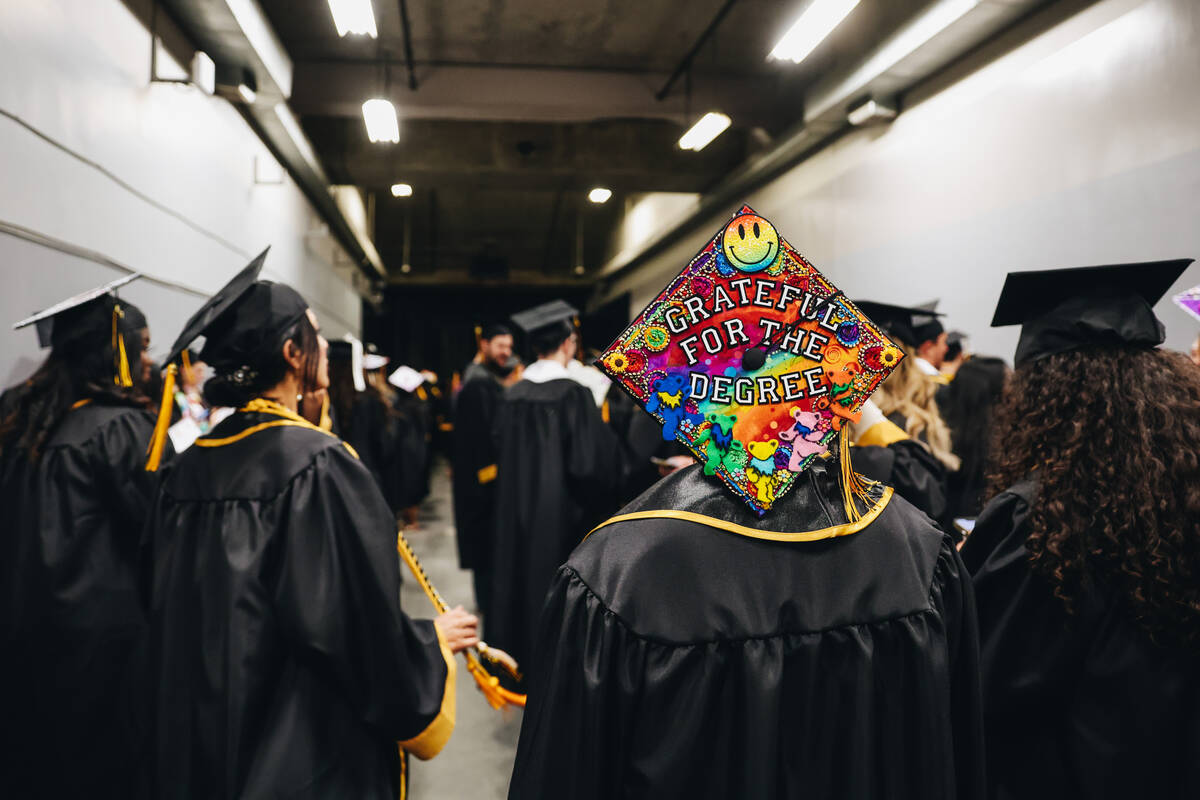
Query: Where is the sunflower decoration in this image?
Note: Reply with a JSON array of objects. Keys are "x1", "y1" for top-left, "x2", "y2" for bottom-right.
[
  {"x1": 602, "y1": 351, "x2": 630, "y2": 375},
  {"x1": 861, "y1": 345, "x2": 886, "y2": 371},
  {"x1": 878, "y1": 345, "x2": 902, "y2": 369},
  {"x1": 643, "y1": 324, "x2": 670, "y2": 352}
]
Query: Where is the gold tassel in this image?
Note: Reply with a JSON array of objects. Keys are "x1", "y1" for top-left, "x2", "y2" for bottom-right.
[
  {"x1": 838, "y1": 426, "x2": 878, "y2": 524},
  {"x1": 395, "y1": 530, "x2": 526, "y2": 710},
  {"x1": 112, "y1": 305, "x2": 133, "y2": 388},
  {"x1": 180, "y1": 349, "x2": 194, "y2": 389},
  {"x1": 145, "y1": 364, "x2": 177, "y2": 472}
]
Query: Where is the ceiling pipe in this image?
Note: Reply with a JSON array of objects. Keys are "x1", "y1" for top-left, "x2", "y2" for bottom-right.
[{"x1": 655, "y1": 0, "x2": 741, "y2": 101}]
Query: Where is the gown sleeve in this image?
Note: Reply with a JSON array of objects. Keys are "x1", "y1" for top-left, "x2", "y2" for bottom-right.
[
  {"x1": 852, "y1": 435, "x2": 949, "y2": 527},
  {"x1": 94, "y1": 410, "x2": 171, "y2": 534},
  {"x1": 932, "y1": 533, "x2": 987, "y2": 800},
  {"x1": 960, "y1": 487, "x2": 1086, "y2": 785},
  {"x1": 508, "y1": 566, "x2": 643, "y2": 799},
  {"x1": 563, "y1": 385, "x2": 623, "y2": 496},
  {"x1": 271, "y1": 445, "x2": 456, "y2": 758}
]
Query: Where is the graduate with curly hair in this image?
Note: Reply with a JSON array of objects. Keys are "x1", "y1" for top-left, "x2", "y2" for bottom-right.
[{"x1": 962, "y1": 259, "x2": 1200, "y2": 800}]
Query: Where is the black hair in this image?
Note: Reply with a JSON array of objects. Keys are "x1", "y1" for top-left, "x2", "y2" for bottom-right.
[
  {"x1": 202, "y1": 314, "x2": 321, "y2": 408},
  {"x1": 940, "y1": 355, "x2": 1007, "y2": 516},
  {"x1": 531, "y1": 321, "x2": 574, "y2": 358},
  {"x1": 944, "y1": 332, "x2": 966, "y2": 362},
  {"x1": 481, "y1": 324, "x2": 512, "y2": 341},
  {"x1": 0, "y1": 325, "x2": 150, "y2": 461}
]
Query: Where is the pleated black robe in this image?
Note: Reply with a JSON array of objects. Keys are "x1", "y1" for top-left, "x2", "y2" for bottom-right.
[
  {"x1": 143, "y1": 403, "x2": 454, "y2": 799},
  {"x1": 0, "y1": 399, "x2": 163, "y2": 798},
  {"x1": 488, "y1": 375, "x2": 623, "y2": 668},
  {"x1": 451, "y1": 372, "x2": 503, "y2": 572},
  {"x1": 962, "y1": 479, "x2": 1200, "y2": 800},
  {"x1": 510, "y1": 463, "x2": 984, "y2": 800}
]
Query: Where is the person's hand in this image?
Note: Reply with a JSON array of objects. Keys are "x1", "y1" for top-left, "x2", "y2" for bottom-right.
[
  {"x1": 851, "y1": 398, "x2": 886, "y2": 444},
  {"x1": 658, "y1": 455, "x2": 695, "y2": 477},
  {"x1": 299, "y1": 388, "x2": 328, "y2": 427},
  {"x1": 434, "y1": 606, "x2": 480, "y2": 654}
]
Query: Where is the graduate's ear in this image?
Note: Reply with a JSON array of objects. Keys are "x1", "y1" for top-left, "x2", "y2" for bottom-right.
[{"x1": 281, "y1": 338, "x2": 306, "y2": 374}]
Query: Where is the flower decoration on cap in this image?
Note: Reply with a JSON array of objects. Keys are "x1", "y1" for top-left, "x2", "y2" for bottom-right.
[{"x1": 595, "y1": 204, "x2": 903, "y2": 516}]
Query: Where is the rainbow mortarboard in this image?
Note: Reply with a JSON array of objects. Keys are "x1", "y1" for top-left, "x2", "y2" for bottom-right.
[
  {"x1": 595, "y1": 204, "x2": 903, "y2": 516},
  {"x1": 1175, "y1": 283, "x2": 1200, "y2": 324}
]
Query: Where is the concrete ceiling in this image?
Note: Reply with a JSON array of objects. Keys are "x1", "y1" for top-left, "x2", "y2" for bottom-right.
[{"x1": 252, "y1": 0, "x2": 942, "y2": 283}]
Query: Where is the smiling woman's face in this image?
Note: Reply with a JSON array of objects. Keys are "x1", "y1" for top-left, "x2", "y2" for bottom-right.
[{"x1": 722, "y1": 214, "x2": 780, "y2": 273}]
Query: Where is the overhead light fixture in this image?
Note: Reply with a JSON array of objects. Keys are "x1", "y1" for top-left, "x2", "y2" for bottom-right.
[
  {"x1": 237, "y1": 83, "x2": 257, "y2": 104},
  {"x1": 678, "y1": 112, "x2": 731, "y2": 151},
  {"x1": 587, "y1": 187, "x2": 612, "y2": 204},
  {"x1": 847, "y1": 98, "x2": 896, "y2": 126},
  {"x1": 574, "y1": 265, "x2": 586, "y2": 275},
  {"x1": 769, "y1": 0, "x2": 861, "y2": 64},
  {"x1": 327, "y1": 0, "x2": 378, "y2": 38},
  {"x1": 391, "y1": 183, "x2": 413, "y2": 197},
  {"x1": 362, "y1": 98, "x2": 399, "y2": 143}
]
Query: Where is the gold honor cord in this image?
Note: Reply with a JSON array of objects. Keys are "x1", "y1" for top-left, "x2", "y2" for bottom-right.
[{"x1": 395, "y1": 530, "x2": 527, "y2": 710}]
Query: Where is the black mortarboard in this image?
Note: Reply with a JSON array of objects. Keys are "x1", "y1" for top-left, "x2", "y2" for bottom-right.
[
  {"x1": 162, "y1": 248, "x2": 308, "y2": 371},
  {"x1": 146, "y1": 248, "x2": 309, "y2": 472},
  {"x1": 14, "y1": 273, "x2": 144, "y2": 350},
  {"x1": 852, "y1": 301, "x2": 944, "y2": 348},
  {"x1": 991, "y1": 259, "x2": 1193, "y2": 367},
  {"x1": 510, "y1": 300, "x2": 579, "y2": 336}
]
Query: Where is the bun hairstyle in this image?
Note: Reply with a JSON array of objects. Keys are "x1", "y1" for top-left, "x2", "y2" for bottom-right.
[{"x1": 202, "y1": 313, "x2": 321, "y2": 408}]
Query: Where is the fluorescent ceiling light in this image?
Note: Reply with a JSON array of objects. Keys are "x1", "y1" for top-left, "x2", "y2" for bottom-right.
[
  {"x1": 362, "y1": 98, "x2": 400, "y2": 143},
  {"x1": 391, "y1": 183, "x2": 413, "y2": 197},
  {"x1": 237, "y1": 84, "x2": 257, "y2": 103},
  {"x1": 587, "y1": 187, "x2": 612, "y2": 204},
  {"x1": 678, "y1": 112, "x2": 731, "y2": 151},
  {"x1": 328, "y1": 0, "x2": 378, "y2": 38},
  {"x1": 769, "y1": 0, "x2": 861, "y2": 64}
]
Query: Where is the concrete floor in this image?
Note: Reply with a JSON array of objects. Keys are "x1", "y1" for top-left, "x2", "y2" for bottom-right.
[{"x1": 400, "y1": 462, "x2": 524, "y2": 799}]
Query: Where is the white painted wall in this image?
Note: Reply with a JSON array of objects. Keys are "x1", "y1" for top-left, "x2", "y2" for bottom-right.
[
  {"x1": 0, "y1": 0, "x2": 363, "y2": 386},
  {"x1": 604, "y1": 0, "x2": 1200, "y2": 361}
]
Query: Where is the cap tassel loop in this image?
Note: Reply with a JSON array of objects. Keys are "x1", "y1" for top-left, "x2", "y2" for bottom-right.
[
  {"x1": 146, "y1": 364, "x2": 177, "y2": 472},
  {"x1": 112, "y1": 305, "x2": 134, "y2": 388}
]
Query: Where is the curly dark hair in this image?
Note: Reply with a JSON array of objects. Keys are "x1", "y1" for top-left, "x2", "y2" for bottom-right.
[{"x1": 986, "y1": 346, "x2": 1200, "y2": 643}]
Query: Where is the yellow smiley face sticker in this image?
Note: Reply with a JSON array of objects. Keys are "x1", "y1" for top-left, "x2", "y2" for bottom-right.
[{"x1": 722, "y1": 214, "x2": 780, "y2": 273}]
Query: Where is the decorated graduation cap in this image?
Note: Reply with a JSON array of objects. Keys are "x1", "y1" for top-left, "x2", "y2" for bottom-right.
[
  {"x1": 852, "y1": 301, "x2": 944, "y2": 349},
  {"x1": 595, "y1": 204, "x2": 904, "y2": 516},
  {"x1": 146, "y1": 248, "x2": 311, "y2": 470},
  {"x1": 13, "y1": 273, "x2": 145, "y2": 388},
  {"x1": 1174, "y1": 282, "x2": 1200, "y2": 324},
  {"x1": 991, "y1": 259, "x2": 1193, "y2": 367}
]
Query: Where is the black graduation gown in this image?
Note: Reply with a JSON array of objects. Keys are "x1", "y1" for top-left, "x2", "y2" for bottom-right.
[
  {"x1": 509, "y1": 463, "x2": 984, "y2": 800},
  {"x1": 393, "y1": 388, "x2": 433, "y2": 506},
  {"x1": 451, "y1": 372, "x2": 503, "y2": 572},
  {"x1": 0, "y1": 399, "x2": 163, "y2": 798},
  {"x1": 337, "y1": 394, "x2": 408, "y2": 514},
  {"x1": 853, "y1": 412, "x2": 950, "y2": 527},
  {"x1": 488, "y1": 376, "x2": 623, "y2": 668},
  {"x1": 144, "y1": 405, "x2": 455, "y2": 799},
  {"x1": 961, "y1": 479, "x2": 1200, "y2": 800}
]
